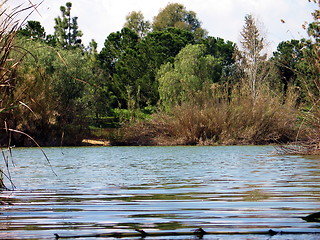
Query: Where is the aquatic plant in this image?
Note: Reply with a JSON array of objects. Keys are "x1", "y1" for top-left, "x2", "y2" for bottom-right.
[
  {"x1": 0, "y1": 1, "x2": 26, "y2": 188},
  {"x1": 0, "y1": 1, "x2": 52, "y2": 189}
]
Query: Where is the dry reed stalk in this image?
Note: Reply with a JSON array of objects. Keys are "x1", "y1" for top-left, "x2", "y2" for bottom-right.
[{"x1": 0, "y1": 1, "x2": 50, "y2": 189}]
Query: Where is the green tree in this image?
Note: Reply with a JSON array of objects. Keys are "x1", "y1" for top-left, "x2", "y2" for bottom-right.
[
  {"x1": 200, "y1": 36, "x2": 236, "y2": 83},
  {"x1": 273, "y1": 39, "x2": 306, "y2": 94},
  {"x1": 11, "y1": 35, "x2": 93, "y2": 146},
  {"x1": 157, "y1": 44, "x2": 222, "y2": 109},
  {"x1": 303, "y1": 0, "x2": 320, "y2": 100},
  {"x1": 83, "y1": 39, "x2": 116, "y2": 120},
  {"x1": 113, "y1": 27, "x2": 194, "y2": 108},
  {"x1": 99, "y1": 28, "x2": 139, "y2": 76},
  {"x1": 54, "y1": 2, "x2": 83, "y2": 49},
  {"x1": 18, "y1": 20, "x2": 46, "y2": 40},
  {"x1": 124, "y1": 11, "x2": 151, "y2": 38},
  {"x1": 152, "y1": 3, "x2": 207, "y2": 40},
  {"x1": 86, "y1": 39, "x2": 98, "y2": 61}
]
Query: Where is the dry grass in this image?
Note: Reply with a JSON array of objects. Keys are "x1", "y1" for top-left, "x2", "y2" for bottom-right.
[
  {"x1": 0, "y1": 2, "x2": 23, "y2": 188},
  {"x1": 111, "y1": 85, "x2": 299, "y2": 146},
  {"x1": 0, "y1": 1, "x2": 45, "y2": 188}
]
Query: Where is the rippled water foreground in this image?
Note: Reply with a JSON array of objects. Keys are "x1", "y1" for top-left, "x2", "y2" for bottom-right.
[{"x1": 1, "y1": 146, "x2": 320, "y2": 239}]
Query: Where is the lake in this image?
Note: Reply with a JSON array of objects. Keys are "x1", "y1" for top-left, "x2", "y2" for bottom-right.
[{"x1": 1, "y1": 146, "x2": 320, "y2": 239}]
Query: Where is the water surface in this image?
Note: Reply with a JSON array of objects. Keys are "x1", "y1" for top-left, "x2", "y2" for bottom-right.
[{"x1": 1, "y1": 146, "x2": 320, "y2": 239}]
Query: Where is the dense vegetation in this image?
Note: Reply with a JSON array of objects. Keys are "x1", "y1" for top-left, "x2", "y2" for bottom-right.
[{"x1": 1, "y1": 1, "x2": 319, "y2": 152}]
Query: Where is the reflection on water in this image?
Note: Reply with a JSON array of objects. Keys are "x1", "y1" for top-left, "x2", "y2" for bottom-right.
[{"x1": 1, "y1": 146, "x2": 320, "y2": 239}]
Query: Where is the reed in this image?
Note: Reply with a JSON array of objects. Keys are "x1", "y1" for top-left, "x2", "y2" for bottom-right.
[
  {"x1": 111, "y1": 84, "x2": 299, "y2": 146},
  {"x1": 0, "y1": 1, "x2": 44, "y2": 188},
  {"x1": 164, "y1": 85, "x2": 298, "y2": 145}
]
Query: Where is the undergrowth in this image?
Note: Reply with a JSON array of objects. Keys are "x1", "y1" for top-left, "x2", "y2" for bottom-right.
[{"x1": 111, "y1": 85, "x2": 299, "y2": 146}]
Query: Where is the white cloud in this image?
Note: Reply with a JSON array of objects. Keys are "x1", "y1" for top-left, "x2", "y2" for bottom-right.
[{"x1": 9, "y1": 0, "x2": 319, "y2": 51}]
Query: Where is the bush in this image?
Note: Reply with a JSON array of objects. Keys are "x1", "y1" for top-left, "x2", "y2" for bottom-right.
[{"x1": 111, "y1": 84, "x2": 299, "y2": 146}]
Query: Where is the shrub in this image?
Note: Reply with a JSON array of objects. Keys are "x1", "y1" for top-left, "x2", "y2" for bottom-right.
[{"x1": 112, "y1": 84, "x2": 299, "y2": 146}]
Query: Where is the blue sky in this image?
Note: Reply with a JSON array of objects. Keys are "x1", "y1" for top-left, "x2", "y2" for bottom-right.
[{"x1": 10, "y1": 0, "x2": 319, "y2": 51}]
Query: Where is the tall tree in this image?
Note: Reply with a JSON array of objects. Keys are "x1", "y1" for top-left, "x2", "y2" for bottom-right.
[
  {"x1": 200, "y1": 36, "x2": 236, "y2": 82},
  {"x1": 157, "y1": 44, "x2": 222, "y2": 109},
  {"x1": 112, "y1": 28, "x2": 194, "y2": 108},
  {"x1": 54, "y1": 2, "x2": 83, "y2": 49},
  {"x1": 273, "y1": 39, "x2": 306, "y2": 94},
  {"x1": 236, "y1": 14, "x2": 268, "y2": 100},
  {"x1": 152, "y1": 3, "x2": 207, "y2": 40},
  {"x1": 18, "y1": 20, "x2": 46, "y2": 40},
  {"x1": 124, "y1": 11, "x2": 151, "y2": 38},
  {"x1": 99, "y1": 28, "x2": 139, "y2": 75}
]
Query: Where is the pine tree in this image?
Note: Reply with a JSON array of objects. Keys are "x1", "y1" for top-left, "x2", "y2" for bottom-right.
[
  {"x1": 54, "y1": 2, "x2": 83, "y2": 49},
  {"x1": 236, "y1": 15, "x2": 268, "y2": 100}
]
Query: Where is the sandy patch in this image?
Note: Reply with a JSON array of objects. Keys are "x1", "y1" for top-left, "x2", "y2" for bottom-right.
[{"x1": 82, "y1": 139, "x2": 110, "y2": 146}]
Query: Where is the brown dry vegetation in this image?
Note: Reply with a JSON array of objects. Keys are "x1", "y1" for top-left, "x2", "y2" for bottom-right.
[
  {"x1": 110, "y1": 85, "x2": 299, "y2": 146},
  {"x1": 278, "y1": 0, "x2": 320, "y2": 155}
]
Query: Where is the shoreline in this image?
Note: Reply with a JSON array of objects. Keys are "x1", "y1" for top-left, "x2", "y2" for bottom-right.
[{"x1": 81, "y1": 139, "x2": 110, "y2": 146}]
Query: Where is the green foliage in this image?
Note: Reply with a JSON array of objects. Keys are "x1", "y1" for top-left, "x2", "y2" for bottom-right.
[
  {"x1": 10, "y1": 36, "x2": 92, "y2": 146},
  {"x1": 110, "y1": 27, "x2": 194, "y2": 108},
  {"x1": 124, "y1": 11, "x2": 151, "y2": 38},
  {"x1": 158, "y1": 44, "x2": 222, "y2": 109},
  {"x1": 54, "y1": 2, "x2": 83, "y2": 49},
  {"x1": 152, "y1": 3, "x2": 207, "y2": 40},
  {"x1": 18, "y1": 21, "x2": 46, "y2": 41},
  {"x1": 99, "y1": 27, "x2": 139, "y2": 75},
  {"x1": 307, "y1": 4, "x2": 320, "y2": 44},
  {"x1": 273, "y1": 39, "x2": 309, "y2": 97},
  {"x1": 273, "y1": 36, "x2": 319, "y2": 103},
  {"x1": 5, "y1": 1, "x2": 320, "y2": 148},
  {"x1": 157, "y1": 37, "x2": 235, "y2": 110},
  {"x1": 82, "y1": 45, "x2": 116, "y2": 119},
  {"x1": 201, "y1": 37, "x2": 235, "y2": 66}
]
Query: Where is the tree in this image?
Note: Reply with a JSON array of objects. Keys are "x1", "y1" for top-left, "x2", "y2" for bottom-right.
[
  {"x1": 54, "y1": 2, "x2": 83, "y2": 49},
  {"x1": 124, "y1": 11, "x2": 151, "y2": 38},
  {"x1": 112, "y1": 28, "x2": 195, "y2": 108},
  {"x1": 273, "y1": 39, "x2": 306, "y2": 95},
  {"x1": 18, "y1": 21, "x2": 46, "y2": 40},
  {"x1": 86, "y1": 39, "x2": 98, "y2": 61},
  {"x1": 236, "y1": 14, "x2": 269, "y2": 101},
  {"x1": 303, "y1": 0, "x2": 320, "y2": 100},
  {"x1": 200, "y1": 37, "x2": 236, "y2": 83},
  {"x1": 99, "y1": 27, "x2": 139, "y2": 75},
  {"x1": 152, "y1": 3, "x2": 207, "y2": 40},
  {"x1": 83, "y1": 39, "x2": 116, "y2": 120},
  {"x1": 157, "y1": 44, "x2": 223, "y2": 109},
  {"x1": 9, "y1": 35, "x2": 91, "y2": 146},
  {"x1": 306, "y1": 0, "x2": 320, "y2": 44}
]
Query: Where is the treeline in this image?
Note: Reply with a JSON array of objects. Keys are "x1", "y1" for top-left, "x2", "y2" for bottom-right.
[{"x1": 1, "y1": 1, "x2": 319, "y2": 148}]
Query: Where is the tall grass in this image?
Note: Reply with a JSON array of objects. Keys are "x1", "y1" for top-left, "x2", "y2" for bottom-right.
[
  {"x1": 0, "y1": 1, "x2": 48, "y2": 189},
  {"x1": 0, "y1": 2, "x2": 24, "y2": 189},
  {"x1": 111, "y1": 84, "x2": 299, "y2": 146}
]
